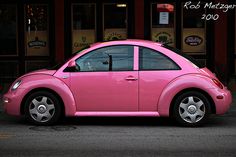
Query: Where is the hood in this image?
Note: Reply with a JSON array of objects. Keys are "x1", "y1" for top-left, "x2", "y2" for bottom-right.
[{"x1": 24, "y1": 69, "x2": 57, "y2": 77}]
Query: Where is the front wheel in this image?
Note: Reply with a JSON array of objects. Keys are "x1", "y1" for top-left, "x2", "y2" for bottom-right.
[
  {"x1": 173, "y1": 91, "x2": 211, "y2": 126},
  {"x1": 24, "y1": 91, "x2": 62, "y2": 125}
]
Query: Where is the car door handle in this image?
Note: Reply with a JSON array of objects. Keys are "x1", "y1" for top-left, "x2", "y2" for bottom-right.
[{"x1": 125, "y1": 76, "x2": 138, "y2": 81}]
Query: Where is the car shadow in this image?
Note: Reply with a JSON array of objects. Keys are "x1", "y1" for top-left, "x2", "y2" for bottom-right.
[
  {"x1": 0, "y1": 112, "x2": 234, "y2": 128},
  {"x1": 61, "y1": 117, "x2": 177, "y2": 127}
]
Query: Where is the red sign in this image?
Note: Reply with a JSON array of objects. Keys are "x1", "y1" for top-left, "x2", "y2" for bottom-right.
[{"x1": 157, "y1": 4, "x2": 174, "y2": 12}]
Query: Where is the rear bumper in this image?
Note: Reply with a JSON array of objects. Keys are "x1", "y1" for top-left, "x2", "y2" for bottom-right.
[{"x1": 211, "y1": 88, "x2": 232, "y2": 115}]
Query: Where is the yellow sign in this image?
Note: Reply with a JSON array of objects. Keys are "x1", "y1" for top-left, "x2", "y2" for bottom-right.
[
  {"x1": 26, "y1": 31, "x2": 49, "y2": 56},
  {"x1": 151, "y1": 28, "x2": 175, "y2": 47},
  {"x1": 72, "y1": 29, "x2": 96, "y2": 53},
  {"x1": 182, "y1": 28, "x2": 205, "y2": 53},
  {"x1": 104, "y1": 28, "x2": 127, "y2": 41}
]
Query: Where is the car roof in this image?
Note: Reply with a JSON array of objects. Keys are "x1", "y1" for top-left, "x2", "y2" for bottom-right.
[{"x1": 90, "y1": 39, "x2": 162, "y2": 49}]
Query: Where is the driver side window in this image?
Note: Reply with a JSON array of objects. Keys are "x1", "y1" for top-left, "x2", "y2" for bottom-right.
[{"x1": 75, "y1": 45, "x2": 134, "y2": 72}]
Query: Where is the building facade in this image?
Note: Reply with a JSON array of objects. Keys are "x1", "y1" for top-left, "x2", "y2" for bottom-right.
[{"x1": 0, "y1": 0, "x2": 235, "y2": 87}]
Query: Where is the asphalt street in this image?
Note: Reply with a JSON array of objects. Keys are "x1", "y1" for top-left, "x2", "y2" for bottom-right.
[{"x1": 0, "y1": 94, "x2": 236, "y2": 157}]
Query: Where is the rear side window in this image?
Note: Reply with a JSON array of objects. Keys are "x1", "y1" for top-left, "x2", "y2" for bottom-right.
[
  {"x1": 139, "y1": 47, "x2": 180, "y2": 70},
  {"x1": 162, "y1": 44, "x2": 204, "y2": 68}
]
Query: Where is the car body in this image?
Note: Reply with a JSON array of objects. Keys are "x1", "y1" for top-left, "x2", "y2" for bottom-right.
[{"x1": 3, "y1": 39, "x2": 232, "y2": 126}]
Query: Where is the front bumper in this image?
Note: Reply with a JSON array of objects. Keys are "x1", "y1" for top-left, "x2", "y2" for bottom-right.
[{"x1": 3, "y1": 89, "x2": 26, "y2": 116}]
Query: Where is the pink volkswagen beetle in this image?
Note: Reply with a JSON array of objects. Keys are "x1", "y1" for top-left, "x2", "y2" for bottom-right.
[{"x1": 3, "y1": 40, "x2": 232, "y2": 126}]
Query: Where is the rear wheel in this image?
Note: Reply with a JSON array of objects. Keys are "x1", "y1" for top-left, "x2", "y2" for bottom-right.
[
  {"x1": 173, "y1": 91, "x2": 211, "y2": 126},
  {"x1": 24, "y1": 91, "x2": 61, "y2": 125}
]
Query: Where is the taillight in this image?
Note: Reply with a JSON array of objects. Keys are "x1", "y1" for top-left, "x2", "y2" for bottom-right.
[{"x1": 212, "y1": 79, "x2": 223, "y2": 89}]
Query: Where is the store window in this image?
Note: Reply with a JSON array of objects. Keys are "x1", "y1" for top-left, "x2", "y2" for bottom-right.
[
  {"x1": 103, "y1": 3, "x2": 127, "y2": 41},
  {"x1": 0, "y1": 4, "x2": 17, "y2": 56},
  {"x1": 25, "y1": 4, "x2": 49, "y2": 56},
  {"x1": 72, "y1": 4, "x2": 96, "y2": 53},
  {"x1": 182, "y1": 2, "x2": 206, "y2": 54},
  {"x1": 151, "y1": 3, "x2": 175, "y2": 47}
]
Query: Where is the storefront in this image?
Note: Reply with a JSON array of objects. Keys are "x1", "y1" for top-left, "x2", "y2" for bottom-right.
[
  {"x1": 0, "y1": 0, "x2": 54, "y2": 84},
  {"x1": 0, "y1": 0, "x2": 234, "y2": 86}
]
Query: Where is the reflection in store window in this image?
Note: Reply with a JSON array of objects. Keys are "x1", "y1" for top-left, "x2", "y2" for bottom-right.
[
  {"x1": 182, "y1": 2, "x2": 206, "y2": 53},
  {"x1": 0, "y1": 5, "x2": 17, "y2": 55},
  {"x1": 103, "y1": 3, "x2": 127, "y2": 41},
  {"x1": 25, "y1": 4, "x2": 49, "y2": 56},
  {"x1": 151, "y1": 3, "x2": 175, "y2": 47},
  {"x1": 72, "y1": 4, "x2": 96, "y2": 53}
]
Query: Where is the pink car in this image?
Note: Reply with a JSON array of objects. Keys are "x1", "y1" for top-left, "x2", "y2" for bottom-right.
[{"x1": 3, "y1": 40, "x2": 232, "y2": 126}]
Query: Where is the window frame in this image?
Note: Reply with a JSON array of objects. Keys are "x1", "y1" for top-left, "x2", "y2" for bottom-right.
[
  {"x1": 138, "y1": 46, "x2": 181, "y2": 71},
  {"x1": 74, "y1": 45, "x2": 135, "y2": 72}
]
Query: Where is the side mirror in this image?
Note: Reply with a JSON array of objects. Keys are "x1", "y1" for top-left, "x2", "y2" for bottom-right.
[
  {"x1": 64, "y1": 60, "x2": 77, "y2": 72},
  {"x1": 68, "y1": 60, "x2": 76, "y2": 67}
]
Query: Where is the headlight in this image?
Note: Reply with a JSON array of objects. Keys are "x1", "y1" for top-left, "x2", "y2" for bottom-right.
[{"x1": 12, "y1": 80, "x2": 21, "y2": 90}]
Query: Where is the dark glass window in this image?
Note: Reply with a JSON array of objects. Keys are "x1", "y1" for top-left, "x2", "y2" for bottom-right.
[
  {"x1": 162, "y1": 44, "x2": 204, "y2": 68},
  {"x1": 0, "y1": 4, "x2": 17, "y2": 55},
  {"x1": 76, "y1": 46, "x2": 133, "y2": 72},
  {"x1": 182, "y1": 2, "x2": 206, "y2": 54},
  {"x1": 104, "y1": 4, "x2": 127, "y2": 29},
  {"x1": 25, "y1": 4, "x2": 49, "y2": 56},
  {"x1": 72, "y1": 4, "x2": 96, "y2": 52},
  {"x1": 72, "y1": 4, "x2": 95, "y2": 30},
  {"x1": 103, "y1": 3, "x2": 127, "y2": 41},
  {"x1": 139, "y1": 47, "x2": 179, "y2": 70}
]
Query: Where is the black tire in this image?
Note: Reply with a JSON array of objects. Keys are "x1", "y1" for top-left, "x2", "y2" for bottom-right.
[
  {"x1": 173, "y1": 91, "x2": 211, "y2": 126},
  {"x1": 24, "y1": 91, "x2": 62, "y2": 125}
]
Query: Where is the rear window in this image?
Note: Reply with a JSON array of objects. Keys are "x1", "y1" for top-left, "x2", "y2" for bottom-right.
[{"x1": 162, "y1": 44, "x2": 204, "y2": 68}]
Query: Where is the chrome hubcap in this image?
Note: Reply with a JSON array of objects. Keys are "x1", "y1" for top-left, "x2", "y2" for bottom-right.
[
  {"x1": 187, "y1": 105, "x2": 197, "y2": 114},
  {"x1": 29, "y1": 96, "x2": 55, "y2": 123},
  {"x1": 179, "y1": 96, "x2": 205, "y2": 123},
  {"x1": 38, "y1": 105, "x2": 47, "y2": 114}
]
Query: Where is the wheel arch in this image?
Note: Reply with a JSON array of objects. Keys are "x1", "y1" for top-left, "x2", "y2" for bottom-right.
[
  {"x1": 169, "y1": 88, "x2": 216, "y2": 117},
  {"x1": 20, "y1": 88, "x2": 65, "y2": 117}
]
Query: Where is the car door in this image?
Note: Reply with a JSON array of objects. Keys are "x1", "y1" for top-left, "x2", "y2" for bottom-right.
[
  {"x1": 70, "y1": 45, "x2": 138, "y2": 111},
  {"x1": 138, "y1": 47, "x2": 182, "y2": 111}
]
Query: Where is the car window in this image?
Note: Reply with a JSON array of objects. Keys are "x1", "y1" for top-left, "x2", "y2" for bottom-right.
[
  {"x1": 75, "y1": 46, "x2": 134, "y2": 72},
  {"x1": 139, "y1": 47, "x2": 180, "y2": 70},
  {"x1": 162, "y1": 44, "x2": 204, "y2": 68}
]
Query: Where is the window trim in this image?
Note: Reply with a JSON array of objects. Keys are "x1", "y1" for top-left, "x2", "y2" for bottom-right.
[
  {"x1": 138, "y1": 46, "x2": 181, "y2": 71},
  {"x1": 74, "y1": 45, "x2": 135, "y2": 72}
]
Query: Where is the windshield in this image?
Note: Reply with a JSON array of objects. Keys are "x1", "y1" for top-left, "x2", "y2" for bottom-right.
[
  {"x1": 47, "y1": 46, "x2": 89, "y2": 70},
  {"x1": 162, "y1": 44, "x2": 204, "y2": 68}
]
